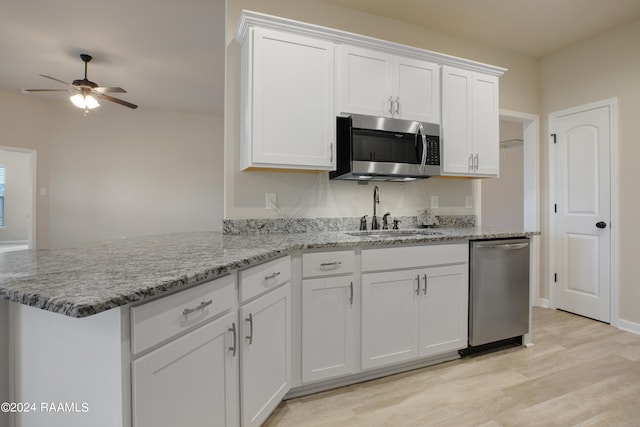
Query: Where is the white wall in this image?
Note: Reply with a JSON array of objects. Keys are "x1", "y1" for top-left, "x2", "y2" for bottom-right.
[
  {"x1": 481, "y1": 120, "x2": 524, "y2": 229},
  {"x1": 47, "y1": 107, "x2": 224, "y2": 247},
  {"x1": 0, "y1": 90, "x2": 225, "y2": 248},
  {"x1": 0, "y1": 149, "x2": 30, "y2": 243},
  {"x1": 224, "y1": 0, "x2": 540, "y2": 221},
  {"x1": 540, "y1": 18, "x2": 640, "y2": 324}
]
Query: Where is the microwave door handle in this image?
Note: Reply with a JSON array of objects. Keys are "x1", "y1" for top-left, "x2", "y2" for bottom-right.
[{"x1": 417, "y1": 123, "x2": 427, "y2": 174}]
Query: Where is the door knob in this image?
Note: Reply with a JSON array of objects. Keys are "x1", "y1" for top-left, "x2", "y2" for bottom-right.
[{"x1": 595, "y1": 221, "x2": 607, "y2": 229}]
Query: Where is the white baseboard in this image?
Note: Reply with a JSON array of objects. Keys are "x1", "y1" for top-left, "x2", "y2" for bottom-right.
[
  {"x1": 0, "y1": 240, "x2": 28, "y2": 245},
  {"x1": 617, "y1": 318, "x2": 640, "y2": 335},
  {"x1": 535, "y1": 298, "x2": 550, "y2": 308}
]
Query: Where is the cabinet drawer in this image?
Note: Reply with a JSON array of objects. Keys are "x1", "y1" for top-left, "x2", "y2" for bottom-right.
[
  {"x1": 240, "y1": 256, "x2": 291, "y2": 303},
  {"x1": 302, "y1": 250, "x2": 355, "y2": 278},
  {"x1": 362, "y1": 243, "x2": 467, "y2": 272},
  {"x1": 131, "y1": 274, "x2": 236, "y2": 355}
]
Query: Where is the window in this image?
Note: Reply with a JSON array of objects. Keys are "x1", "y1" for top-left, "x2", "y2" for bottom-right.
[{"x1": 0, "y1": 164, "x2": 4, "y2": 227}]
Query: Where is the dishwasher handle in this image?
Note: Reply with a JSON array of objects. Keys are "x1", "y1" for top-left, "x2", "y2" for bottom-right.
[{"x1": 476, "y1": 242, "x2": 529, "y2": 250}]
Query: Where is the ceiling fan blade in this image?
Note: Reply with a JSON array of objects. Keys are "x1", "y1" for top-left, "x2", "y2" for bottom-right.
[
  {"x1": 22, "y1": 89, "x2": 70, "y2": 93},
  {"x1": 39, "y1": 74, "x2": 74, "y2": 87},
  {"x1": 99, "y1": 94, "x2": 138, "y2": 109},
  {"x1": 94, "y1": 86, "x2": 127, "y2": 94}
]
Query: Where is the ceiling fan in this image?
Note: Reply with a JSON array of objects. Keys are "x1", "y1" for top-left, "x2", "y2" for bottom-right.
[{"x1": 23, "y1": 53, "x2": 138, "y2": 111}]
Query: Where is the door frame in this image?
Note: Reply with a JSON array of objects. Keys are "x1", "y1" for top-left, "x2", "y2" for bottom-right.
[
  {"x1": 0, "y1": 146, "x2": 37, "y2": 250},
  {"x1": 476, "y1": 109, "x2": 539, "y2": 346},
  {"x1": 548, "y1": 98, "x2": 619, "y2": 326}
]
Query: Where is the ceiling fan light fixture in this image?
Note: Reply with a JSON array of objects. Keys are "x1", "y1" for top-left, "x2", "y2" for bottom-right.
[{"x1": 70, "y1": 93, "x2": 100, "y2": 110}]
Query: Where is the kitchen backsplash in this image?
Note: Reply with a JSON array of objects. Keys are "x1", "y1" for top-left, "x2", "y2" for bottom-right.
[{"x1": 223, "y1": 215, "x2": 475, "y2": 235}]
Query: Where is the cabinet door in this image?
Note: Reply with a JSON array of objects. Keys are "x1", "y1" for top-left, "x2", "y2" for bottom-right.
[
  {"x1": 395, "y1": 57, "x2": 440, "y2": 123},
  {"x1": 418, "y1": 265, "x2": 469, "y2": 357},
  {"x1": 132, "y1": 312, "x2": 239, "y2": 427},
  {"x1": 245, "y1": 27, "x2": 334, "y2": 170},
  {"x1": 302, "y1": 275, "x2": 357, "y2": 383},
  {"x1": 240, "y1": 283, "x2": 291, "y2": 427},
  {"x1": 361, "y1": 270, "x2": 420, "y2": 370},
  {"x1": 337, "y1": 45, "x2": 394, "y2": 117},
  {"x1": 472, "y1": 73, "x2": 499, "y2": 176},
  {"x1": 441, "y1": 66, "x2": 473, "y2": 175}
]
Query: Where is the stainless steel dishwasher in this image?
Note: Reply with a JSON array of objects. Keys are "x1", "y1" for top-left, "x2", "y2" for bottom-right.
[{"x1": 468, "y1": 238, "x2": 530, "y2": 350}]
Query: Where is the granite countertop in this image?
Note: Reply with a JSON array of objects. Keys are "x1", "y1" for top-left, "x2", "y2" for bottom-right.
[{"x1": 0, "y1": 227, "x2": 538, "y2": 318}]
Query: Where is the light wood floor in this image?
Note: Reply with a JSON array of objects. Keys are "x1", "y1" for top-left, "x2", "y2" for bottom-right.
[{"x1": 265, "y1": 307, "x2": 640, "y2": 427}]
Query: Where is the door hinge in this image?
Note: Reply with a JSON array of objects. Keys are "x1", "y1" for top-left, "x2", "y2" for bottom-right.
[
  {"x1": 551, "y1": 133, "x2": 557, "y2": 144},
  {"x1": 554, "y1": 273, "x2": 557, "y2": 282}
]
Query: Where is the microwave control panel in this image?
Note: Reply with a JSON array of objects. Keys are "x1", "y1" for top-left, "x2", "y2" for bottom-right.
[{"x1": 426, "y1": 136, "x2": 440, "y2": 165}]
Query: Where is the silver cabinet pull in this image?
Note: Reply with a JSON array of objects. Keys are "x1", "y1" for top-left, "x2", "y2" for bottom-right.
[
  {"x1": 264, "y1": 271, "x2": 281, "y2": 281},
  {"x1": 228, "y1": 322, "x2": 237, "y2": 357},
  {"x1": 182, "y1": 299, "x2": 213, "y2": 316},
  {"x1": 245, "y1": 313, "x2": 253, "y2": 345},
  {"x1": 423, "y1": 274, "x2": 428, "y2": 294},
  {"x1": 416, "y1": 275, "x2": 421, "y2": 295},
  {"x1": 468, "y1": 154, "x2": 474, "y2": 171},
  {"x1": 330, "y1": 142, "x2": 334, "y2": 163},
  {"x1": 387, "y1": 96, "x2": 393, "y2": 115},
  {"x1": 349, "y1": 281, "x2": 354, "y2": 305},
  {"x1": 474, "y1": 153, "x2": 479, "y2": 170},
  {"x1": 320, "y1": 261, "x2": 342, "y2": 268}
]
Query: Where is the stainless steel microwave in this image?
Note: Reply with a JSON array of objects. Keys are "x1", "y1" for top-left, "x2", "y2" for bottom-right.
[{"x1": 329, "y1": 114, "x2": 441, "y2": 181}]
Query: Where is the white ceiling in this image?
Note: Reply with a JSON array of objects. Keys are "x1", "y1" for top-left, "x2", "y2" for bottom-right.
[
  {"x1": 0, "y1": 0, "x2": 225, "y2": 114},
  {"x1": 2, "y1": 1, "x2": 640, "y2": 115},
  {"x1": 325, "y1": 0, "x2": 640, "y2": 57}
]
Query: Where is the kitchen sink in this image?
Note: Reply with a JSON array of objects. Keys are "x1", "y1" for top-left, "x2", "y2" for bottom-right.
[{"x1": 345, "y1": 229, "x2": 442, "y2": 239}]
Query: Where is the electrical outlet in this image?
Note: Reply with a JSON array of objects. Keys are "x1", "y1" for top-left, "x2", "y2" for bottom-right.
[
  {"x1": 431, "y1": 195, "x2": 439, "y2": 209},
  {"x1": 265, "y1": 193, "x2": 277, "y2": 210},
  {"x1": 465, "y1": 196, "x2": 473, "y2": 208}
]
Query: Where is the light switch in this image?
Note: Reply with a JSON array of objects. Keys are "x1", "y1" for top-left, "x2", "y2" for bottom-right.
[{"x1": 266, "y1": 193, "x2": 277, "y2": 209}]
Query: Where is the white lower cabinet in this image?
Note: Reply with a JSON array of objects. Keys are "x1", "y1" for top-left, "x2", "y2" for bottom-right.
[
  {"x1": 132, "y1": 312, "x2": 239, "y2": 427},
  {"x1": 418, "y1": 265, "x2": 469, "y2": 356},
  {"x1": 10, "y1": 243, "x2": 471, "y2": 427},
  {"x1": 361, "y1": 269, "x2": 421, "y2": 369},
  {"x1": 362, "y1": 265, "x2": 468, "y2": 370},
  {"x1": 131, "y1": 274, "x2": 239, "y2": 427},
  {"x1": 361, "y1": 244, "x2": 468, "y2": 370},
  {"x1": 301, "y1": 275, "x2": 357, "y2": 383},
  {"x1": 240, "y1": 281, "x2": 291, "y2": 427}
]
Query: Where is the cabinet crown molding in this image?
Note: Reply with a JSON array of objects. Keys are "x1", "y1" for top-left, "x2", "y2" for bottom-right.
[{"x1": 235, "y1": 10, "x2": 507, "y2": 77}]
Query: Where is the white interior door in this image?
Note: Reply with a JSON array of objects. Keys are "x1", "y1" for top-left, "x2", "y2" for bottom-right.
[{"x1": 551, "y1": 102, "x2": 612, "y2": 322}]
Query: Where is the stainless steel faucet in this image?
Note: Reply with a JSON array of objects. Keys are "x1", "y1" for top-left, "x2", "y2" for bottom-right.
[{"x1": 372, "y1": 186, "x2": 380, "y2": 230}]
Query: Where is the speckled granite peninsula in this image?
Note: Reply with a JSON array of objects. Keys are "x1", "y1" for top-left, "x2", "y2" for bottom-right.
[{"x1": 0, "y1": 223, "x2": 538, "y2": 318}]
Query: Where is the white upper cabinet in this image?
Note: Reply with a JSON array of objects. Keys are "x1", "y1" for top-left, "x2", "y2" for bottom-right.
[
  {"x1": 236, "y1": 10, "x2": 505, "y2": 174},
  {"x1": 472, "y1": 73, "x2": 500, "y2": 176},
  {"x1": 240, "y1": 27, "x2": 335, "y2": 171},
  {"x1": 441, "y1": 66, "x2": 499, "y2": 177},
  {"x1": 337, "y1": 45, "x2": 440, "y2": 123}
]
